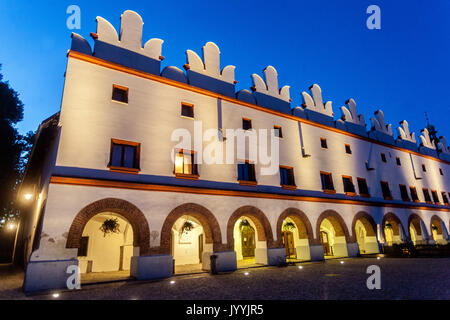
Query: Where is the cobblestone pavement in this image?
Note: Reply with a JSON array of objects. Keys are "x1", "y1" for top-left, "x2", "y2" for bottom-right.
[{"x1": 1, "y1": 257, "x2": 449, "y2": 300}]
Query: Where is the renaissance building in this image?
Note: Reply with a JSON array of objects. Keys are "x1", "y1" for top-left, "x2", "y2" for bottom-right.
[{"x1": 18, "y1": 10, "x2": 449, "y2": 292}]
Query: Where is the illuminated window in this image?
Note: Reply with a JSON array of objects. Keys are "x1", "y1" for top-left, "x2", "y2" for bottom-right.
[
  {"x1": 174, "y1": 150, "x2": 198, "y2": 176},
  {"x1": 380, "y1": 153, "x2": 387, "y2": 163},
  {"x1": 396, "y1": 157, "x2": 401, "y2": 166},
  {"x1": 320, "y1": 138, "x2": 328, "y2": 149},
  {"x1": 410, "y1": 187, "x2": 419, "y2": 202},
  {"x1": 238, "y1": 162, "x2": 256, "y2": 184},
  {"x1": 274, "y1": 126, "x2": 283, "y2": 138},
  {"x1": 399, "y1": 185, "x2": 410, "y2": 201},
  {"x1": 280, "y1": 166, "x2": 295, "y2": 187},
  {"x1": 422, "y1": 188, "x2": 432, "y2": 203},
  {"x1": 109, "y1": 139, "x2": 140, "y2": 173},
  {"x1": 242, "y1": 118, "x2": 252, "y2": 130},
  {"x1": 342, "y1": 176, "x2": 355, "y2": 195},
  {"x1": 442, "y1": 192, "x2": 449, "y2": 205},
  {"x1": 181, "y1": 103, "x2": 194, "y2": 118},
  {"x1": 422, "y1": 164, "x2": 426, "y2": 172},
  {"x1": 112, "y1": 85, "x2": 128, "y2": 103},
  {"x1": 345, "y1": 144, "x2": 352, "y2": 154},
  {"x1": 380, "y1": 181, "x2": 392, "y2": 200},
  {"x1": 431, "y1": 190, "x2": 440, "y2": 204},
  {"x1": 357, "y1": 178, "x2": 370, "y2": 197},
  {"x1": 320, "y1": 172, "x2": 334, "y2": 193}
]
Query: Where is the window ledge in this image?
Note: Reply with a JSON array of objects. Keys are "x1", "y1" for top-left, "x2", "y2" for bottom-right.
[
  {"x1": 412, "y1": 200, "x2": 420, "y2": 203},
  {"x1": 434, "y1": 202, "x2": 441, "y2": 206},
  {"x1": 425, "y1": 201, "x2": 433, "y2": 204},
  {"x1": 322, "y1": 189, "x2": 336, "y2": 194},
  {"x1": 345, "y1": 192, "x2": 356, "y2": 196},
  {"x1": 239, "y1": 180, "x2": 257, "y2": 187},
  {"x1": 175, "y1": 173, "x2": 199, "y2": 180},
  {"x1": 111, "y1": 99, "x2": 128, "y2": 105},
  {"x1": 109, "y1": 166, "x2": 140, "y2": 174},
  {"x1": 281, "y1": 184, "x2": 297, "y2": 190},
  {"x1": 360, "y1": 194, "x2": 371, "y2": 198},
  {"x1": 383, "y1": 196, "x2": 393, "y2": 200},
  {"x1": 401, "y1": 198, "x2": 411, "y2": 202},
  {"x1": 180, "y1": 115, "x2": 195, "y2": 120}
]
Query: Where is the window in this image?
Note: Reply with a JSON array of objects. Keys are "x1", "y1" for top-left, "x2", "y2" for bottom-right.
[
  {"x1": 396, "y1": 157, "x2": 401, "y2": 166},
  {"x1": 320, "y1": 172, "x2": 335, "y2": 193},
  {"x1": 422, "y1": 164, "x2": 426, "y2": 172},
  {"x1": 274, "y1": 126, "x2": 283, "y2": 138},
  {"x1": 280, "y1": 166, "x2": 295, "y2": 188},
  {"x1": 174, "y1": 150, "x2": 198, "y2": 178},
  {"x1": 109, "y1": 139, "x2": 140, "y2": 173},
  {"x1": 112, "y1": 85, "x2": 128, "y2": 103},
  {"x1": 380, "y1": 153, "x2": 387, "y2": 163},
  {"x1": 431, "y1": 190, "x2": 440, "y2": 204},
  {"x1": 242, "y1": 118, "x2": 252, "y2": 130},
  {"x1": 78, "y1": 236, "x2": 89, "y2": 257},
  {"x1": 380, "y1": 181, "x2": 392, "y2": 200},
  {"x1": 442, "y1": 192, "x2": 449, "y2": 205},
  {"x1": 357, "y1": 178, "x2": 370, "y2": 197},
  {"x1": 345, "y1": 144, "x2": 352, "y2": 154},
  {"x1": 439, "y1": 168, "x2": 443, "y2": 176},
  {"x1": 320, "y1": 138, "x2": 328, "y2": 149},
  {"x1": 181, "y1": 103, "x2": 194, "y2": 118},
  {"x1": 238, "y1": 162, "x2": 256, "y2": 185},
  {"x1": 410, "y1": 187, "x2": 419, "y2": 202},
  {"x1": 342, "y1": 176, "x2": 355, "y2": 195},
  {"x1": 422, "y1": 188, "x2": 432, "y2": 203},
  {"x1": 399, "y1": 185, "x2": 410, "y2": 201}
]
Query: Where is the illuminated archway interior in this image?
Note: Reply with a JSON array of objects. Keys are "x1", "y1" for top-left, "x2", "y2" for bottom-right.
[
  {"x1": 431, "y1": 219, "x2": 448, "y2": 245},
  {"x1": 319, "y1": 218, "x2": 348, "y2": 258},
  {"x1": 171, "y1": 215, "x2": 209, "y2": 272},
  {"x1": 281, "y1": 217, "x2": 310, "y2": 260},
  {"x1": 233, "y1": 216, "x2": 266, "y2": 266},
  {"x1": 78, "y1": 212, "x2": 133, "y2": 274},
  {"x1": 354, "y1": 219, "x2": 379, "y2": 254},
  {"x1": 383, "y1": 218, "x2": 403, "y2": 246},
  {"x1": 409, "y1": 218, "x2": 425, "y2": 245}
]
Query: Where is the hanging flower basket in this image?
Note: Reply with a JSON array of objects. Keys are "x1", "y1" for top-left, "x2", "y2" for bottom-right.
[
  {"x1": 282, "y1": 221, "x2": 296, "y2": 231},
  {"x1": 100, "y1": 218, "x2": 120, "y2": 237},
  {"x1": 431, "y1": 225, "x2": 438, "y2": 231},
  {"x1": 181, "y1": 221, "x2": 194, "y2": 234}
]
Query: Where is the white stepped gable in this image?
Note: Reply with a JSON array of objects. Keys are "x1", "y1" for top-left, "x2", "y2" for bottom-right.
[
  {"x1": 437, "y1": 136, "x2": 450, "y2": 155},
  {"x1": 301, "y1": 84, "x2": 333, "y2": 116},
  {"x1": 419, "y1": 128, "x2": 436, "y2": 149},
  {"x1": 370, "y1": 110, "x2": 393, "y2": 136},
  {"x1": 397, "y1": 120, "x2": 416, "y2": 143},
  {"x1": 95, "y1": 10, "x2": 163, "y2": 60},
  {"x1": 340, "y1": 98, "x2": 365, "y2": 125},
  {"x1": 186, "y1": 42, "x2": 235, "y2": 84},
  {"x1": 251, "y1": 66, "x2": 290, "y2": 102}
]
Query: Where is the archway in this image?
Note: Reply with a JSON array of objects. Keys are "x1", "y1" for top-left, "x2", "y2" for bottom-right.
[
  {"x1": 160, "y1": 203, "x2": 223, "y2": 273},
  {"x1": 351, "y1": 212, "x2": 379, "y2": 254},
  {"x1": 276, "y1": 208, "x2": 314, "y2": 261},
  {"x1": 382, "y1": 213, "x2": 405, "y2": 246},
  {"x1": 408, "y1": 214, "x2": 426, "y2": 245},
  {"x1": 430, "y1": 215, "x2": 448, "y2": 245},
  {"x1": 316, "y1": 210, "x2": 350, "y2": 258},
  {"x1": 227, "y1": 206, "x2": 273, "y2": 268},
  {"x1": 66, "y1": 198, "x2": 150, "y2": 283}
]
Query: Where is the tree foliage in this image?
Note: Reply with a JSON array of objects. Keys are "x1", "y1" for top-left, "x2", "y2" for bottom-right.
[{"x1": 0, "y1": 65, "x2": 34, "y2": 229}]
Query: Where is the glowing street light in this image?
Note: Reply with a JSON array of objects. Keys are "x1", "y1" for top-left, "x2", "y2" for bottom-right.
[
  {"x1": 24, "y1": 193, "x2": 33, "y2": 201},
  {"x1": 7, "y1": 223, "x2": 16, "y2": 231}
]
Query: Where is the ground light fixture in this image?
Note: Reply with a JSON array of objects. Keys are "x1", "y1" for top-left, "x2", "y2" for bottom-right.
[
  {"x1": 24, "y1": 193, "x2": 33, "y2": 201},
  {"x1": 170, "y1": 280, "x2": 175, "y2": 285},
  {"x1": 298, "y1": 266, "x2": 303, "y2": 269},
  {"x1": 52, "y1": 293, "x2": 60, "y2": 298},
  {"x1": 340, "y1": 261, "x2": 344, "y2": 264},
  {"x1": 7, "y1": 223, "x2": 15, "y2": 230},
  {"x1": 244, "y1": 272, "x2": 249, "y2": 276}
]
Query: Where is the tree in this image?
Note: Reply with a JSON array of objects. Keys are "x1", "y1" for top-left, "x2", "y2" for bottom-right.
[{"x1": 0, "y1": 65, "x2": 33, "y2": 230}]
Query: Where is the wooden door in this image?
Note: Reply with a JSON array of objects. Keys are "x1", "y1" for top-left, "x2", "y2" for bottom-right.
[
  {"x1": 198, "y1": 234, "x2": 204, "y2": 263},
  {"x1": 320, "y1": 231, "x2": 332, "y2": 256},
  {"x1": 282, "y1": 231, "x2": 296, "y2": 258},
  {"x1": 241, "y1": 226, "x2": 256, "y2": 258}
]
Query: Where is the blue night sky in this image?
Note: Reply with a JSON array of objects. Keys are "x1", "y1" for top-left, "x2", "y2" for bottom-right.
[{"x1": 0, "y1": 0, "x2": 449, "y2": 138}]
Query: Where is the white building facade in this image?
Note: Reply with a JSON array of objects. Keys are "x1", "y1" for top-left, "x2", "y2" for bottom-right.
[{"x1": 20, "y1": 11, "x2": 450, "y2": 292}]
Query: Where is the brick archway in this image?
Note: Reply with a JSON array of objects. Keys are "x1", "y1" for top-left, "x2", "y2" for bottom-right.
[
  {"x1": 227, "y1": 206, "x2": 276, "y2": 249},
  {"x1": 66, "y1": 198, "x2": 150, "y2": 255},
  {"x1": 276, "y1": 208, "x2": 314, "y2": 246},
  {"x1": 408, "y1": 213, "x2": 424, "y2": 238},
  {"x1": 430, "y1": 215, "x2": 444, "y2": 236},
  {"x1": 351, "y1": 211, "x2": 377, "y2": 242},
  {"x1": 316, "y1": 210, "x2": 351, "y2": 243},
  {"x1": 159, "y1": 203, "x2": 224, "y2": 254},
  {"x1": 382, "y1": 212, "x2": 405, "y2": 240}
]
